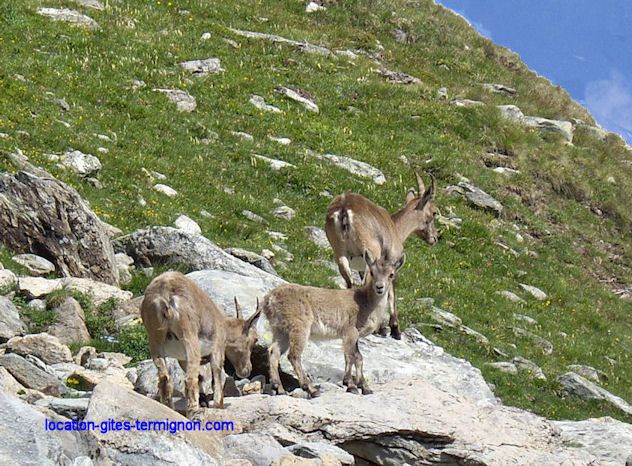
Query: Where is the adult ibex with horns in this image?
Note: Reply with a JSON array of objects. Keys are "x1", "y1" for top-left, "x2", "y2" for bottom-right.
[{"x1": 324, "y1": 172, "x2": 438, "y2": 339}]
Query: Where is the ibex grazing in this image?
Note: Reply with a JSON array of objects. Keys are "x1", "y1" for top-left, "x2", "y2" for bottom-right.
[
  {"x1": 262, "y1": 250, "x2": 404, "y2": 397},
  {"x1": 141, "y1": 271, "x2": 261, "y2": 417},
  {"x1": 324, "y1": 172, "x2": 438, "y2": 339}
]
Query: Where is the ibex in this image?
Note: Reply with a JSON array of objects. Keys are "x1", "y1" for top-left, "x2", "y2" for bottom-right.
[
  {"x1": 141, "y1": 271, "x2": 261, "y2": 418},
  {"x1": 262, "y1": 250, "x2": 404, "y2": 397},
  {"x1": 324, "y1": 172, "x2": 438, "y2": 339}
]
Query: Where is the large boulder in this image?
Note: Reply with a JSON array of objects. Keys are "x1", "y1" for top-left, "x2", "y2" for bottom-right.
[
  {"x1": 0, "y1": 171, "x2": 119, "y2": 285},
  {"x1": 7, "y1": 333, "x2": 73, "y2": 365},
  {"x1": 47, "y1": 297, "x2": 91, "y2": 344},
  {"x1": 0, "y1": 353, "x2": 68, "y2": 396},
  {"x1": 0, "y1": 296, "x2": 27, "y2": 342}
]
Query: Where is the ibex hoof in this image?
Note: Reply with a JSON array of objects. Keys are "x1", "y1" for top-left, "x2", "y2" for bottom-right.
[
  {"x1": 272, "y1": 384, "x2": 286, "y2": 396},
  {"x1": 346, "y1": 386, "x2": 360, "y2": 395},
  {"x1": 361, "y1": 386, "x2": 373, "y2": 395},
  {"x1": 390, "y1": 326, "x2": 402, "y2": 340},
  {"x1": 187, "y1": 408, "x2": 204, "y2": 420},
  {"x1": 377, "y1": 327, "x2": 389, "y2": 337}
]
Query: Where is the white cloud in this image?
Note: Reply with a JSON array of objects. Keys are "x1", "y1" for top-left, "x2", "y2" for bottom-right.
[{"x1": 585, "y1": 70, "x2": 632, "y2": 143}]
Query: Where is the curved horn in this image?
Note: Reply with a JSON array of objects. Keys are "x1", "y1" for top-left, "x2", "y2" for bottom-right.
[
  {"x1": 234, "y1": 297, "x2": 243, "y2": 320},
  {"x1": 415, "y1": 171, "x2": 425, "y2": 195},
  {"x1": 429, "y1": 173, "x2": 436, "y2": 199}
]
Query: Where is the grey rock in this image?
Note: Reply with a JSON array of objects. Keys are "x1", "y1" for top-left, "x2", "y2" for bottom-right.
[
  {"x1": 154, "y1": 183, "x2": 178, "y2": 197},
  {"x1": 12, "y1": 254, "x2": 56, "y2": 276},
  {"x1": 452, "y1": 98, "x2": 485, "y2": 107},
  {"x1": 513, "y1": 327, "x2": 553, "y2": 355},
  {"x1": 288, "y1": 442, "x2": 354, "y2": 464},
  {"x1": 179, "y1": 58, "x2": 224, "y2": 76},
  {"x1": 242, "y1": 210, "x2": 269, "y2": 225},
  {"x1": 134, "y1": 358, "x2": 186, "y2": 399},
  {"x1": 306, "y1": 149, "x2": 386, "y2": 184},
  {"x1": 567, "y1": 364, "x2": 608, "y2": 383},
  {"x1": 112, "y1": 296, "x2": 142, "y2": 329},
  {"x1": 393, "y1": 28, "x2": 408, "y2": 44},
  {"x1": 0, "y1": 269, "x2": 17, "y2": 290},
  {"x1": 523, "y1": 116, "x2": 574, "y2": 142},
  {"x1": 451, "y1": 181, "x2": 503, "y2": 216},
  {"x1": 85, "y1": 381, "x2": 222, "y2": 464},
  {"x1": 0, "y1": 296, "x2": 27, "y2": 342},
  {"x1": 268, "y1": 136, "x2": 291, "y2": 145},
  {"x1": 28, "y1": 299, "x2": 46, "y2": 311},
  {"x1": 460, "y1": 325, "x2": 489, "y2": 345},
  {"x1": 275, "y1": 86, "x2": 319, "y2": 113},
  {"x1": 229, "y1": 28, "x2": 333, "y2": 57},
  {"x1": 253, "y1": 154, "x2": 296, "y2": 171},
  {"x1": 498, "y1": 290, "x2": 526, "y2": 304},
  {"x1": 436, "y1": 86, "x2": 448, "y2": 100},
  {"x1": 115, "y1": 227, "x2": 285, "y2": 287},
  {"x1": 175, "y1": 214, "x2": 201, "y2": 235},
  {"x1": 429, "y1": 306, "x2": 462, "y2": 327},
  {"x1": 63, "y1": 277, "x2": 132, "y2": 306},
  {"x1": 305, "y1": 2, "x2": 326, "y2": 13},
  {"x1": 304, "y1": 226, "x2": 331, "y2": 250},
  {"x1": 0, "y1": 353, "x2": 68, "y2": 395},
  {"x1": 232, "y1": 131, "x2": 254, "y2": 142},
  {"x1": 35, "y1": 397, "x2": 90, "y2": 418},
  {"x1": 0, "y1": 171, "x2": 120, "y2": 285},
  {"x1": 519, "y1": 283, "x2": 548, "y2": 300},
  {"x1": 47, "y1": 297, "x2": 91, "y2": 345},
  {"x1": 153, "y1": 88, "x2": 197, "y2": 112},
  {"x1": 249, "y1": 95, "x2": 282, "y2": 113},
  {"x1": 513, "y1": 313, "x2": 537, "y2": 325},
  {"x1": 18, "y1": 276, "x2": 62, "y2": 298},
  {"x1": 558, "y1": 372, "x2": 632, "y2": 415},
  {"x1": 493, "y1": 166, "x2": 520, "y2": 176},
  {"x1": 223, "y1": 433, "x2": 290, "y2": 465},
  {"x1": 485, "y1": 362, "x2": 518, "y2": 374},
  {"x1": 483, "y1": 83, "x2": 517, "y2": 95},
  {"x1": 271, "y1": 205, "x2": 296, "y2": 220},
  {"x1": 579, "y1": 124, "x2": 609, "y2": 141},
  {"x1": 225, "y1": 248, "x2": 278, "y2": 277},
  {"x1": 0, "y1": 366, "x2": 26, "y2": 395},
  {"x1": 37, "y1": 7, "x2": 99, "y2": 29},
  {"x1": 7, "y1": 333, "x2": 73, "y2": 365},
  {"x1": 74, "y1": 0, "x2": 104, "y2": 10},
  {"x1": 61, "y1": 150, "x2": 102, "y2": 177},
  {"x1": 378, "y1": 68, "x2": 421, "y2": 84},
  {"x1": 513, "y1": 356, "x2": 546, "y2": 380},
  {"x1": 498, "y1": 104, "x2": 525, "y2": 122}
]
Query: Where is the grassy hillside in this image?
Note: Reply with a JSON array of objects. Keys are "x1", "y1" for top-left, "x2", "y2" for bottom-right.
[{"x1": 1, "y1": 0, "x2": 631, "y2": 422}]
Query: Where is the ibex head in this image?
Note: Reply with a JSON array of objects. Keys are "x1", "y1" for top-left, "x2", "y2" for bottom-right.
[
  {"x1": 405, "y1": 172, "x2": 439, "y2": 245},
  {"x1": 363, "y1": 250, "x2": 406, "y2": 297},
  {"x1": 226, "y1": 297, "x2": 261, "y2": 378}
]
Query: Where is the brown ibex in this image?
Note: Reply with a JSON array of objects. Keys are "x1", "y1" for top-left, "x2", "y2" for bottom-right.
[
  {"x1": 324, "y1": 172, "x2": 438, "y2": 339},
  {"x1": 261, "y1": 250, "x2": 404, "y2": 397},
  {"x1": 141, "y1": 271, "x2": 261, "y2": 418}
]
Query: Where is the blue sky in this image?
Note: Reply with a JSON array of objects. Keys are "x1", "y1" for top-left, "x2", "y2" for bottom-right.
[{"x1": 436, "y1": 0, "x2": 632, "y2": 144}]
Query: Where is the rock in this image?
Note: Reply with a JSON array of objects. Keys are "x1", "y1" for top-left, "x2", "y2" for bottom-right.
[
  {"x1": 179, "y1": 58, "x2": 224, "y2": 76},
  {"x1": 0, "y1": 296, "x2": 27, "y2": 342},
  {"x1": 62, "y1": 277, "x2": 133, "y2": 306},
  {"x1": 0, "y1": 353, "x2": 68, "y2": 395},
  {"x1": 393, "y1": 28, "x2": 409, "y2": 44},
  {"x1": 232, "y1": 131, "x2": 254, "y2": 142},
  {"x1": 567, "y1": 364, "x2": 608, "y2": 383},
  {"x1": 305, "y1": 2, "x2": 326, "y2": 13},
  {"x1": 513, "y1": 313, "x2": 537, "y2": 325},
  {"x1": 175, "y1": 215, "x2": 202, "y2": 235},
  {"x1": 223, "y1": 433, "x2": 290, "y2": 466},
  {"x1": 460, "y1": 325, "x2": 489, "y2": 345},
  {"x1": 436, "y1": 87, "x2": 448, "y2": 100},
  {"x1": 519, "y1": 283, "x2": 548, "y2": 300},
  {"x1": 7, "y1": 333, "x2": 73, "y2": 365},
  {"x1": 513, "y1": 327, "x2": 553, "y2": 355},
  {"x1": 493, "y1": 166, "x2": 520, "y2": 176},
  {"x1": 579, "y1": 124, "x2": 609, "y2": 141},
  {"x1": 153, "y1": 88, "x2": 197, "y2": 112},
  {"x1": 61, "y1": 150, "x2": 102, "y2": 177},
  {"x1": 287, "y1": 442, "x2": 354, "y2": 465},
  {"x1": 115, "y1": 253, "x2": 133, "y2": 286},
  {"x1": 268, "y1": 136, "x2": 291, "y2": 145},
  {"x1": 74, "y1": 0, "x2": 104, "y2": 10},
  {"x1": 485, "y1": 362, "x2": 518, "y2": 374},
  {"x1": 18, "y1": 276, "x2": 62, "y2": 298},
  {"x1": 553, "y1": 417, "x2": 632, "y2": 465},
  {"x1": 447, "y1": 181, "x2": 503, "y2": 216},
  {"x1": 275, "y1": 86, "x2": 319, "y2": 113},
  {"x1": 35, "y1": 397, "x2": 90, "y2": 419},
  {"x1": 377, "y1": 68, "x2": 421, "y2": 84},
  {"x1": 0, "y1": 390, "x2": 90, "y2": 464},
  {"x1": 498, "y1": 104, "x2": 525, "y2": 122},
  {"x1": 225, "y1": 248, "x2": 278, "y2": 277},
  {"x1": 523, "y1": 116, "x2": 574, "y2": 142},
  {"x1": 305, "y1": 149, "x2": 386, "y2": 184},
  {"x1": 250, "y1": 95, "x2": 283, "y2": 113},
  {"x1": 11, "y1": 253, "x2": 56, "y2": 276},
  {"x1": 37, "y1": 7, "x2": 99, "y2": 29},
  {"x1": 0, "y1": 366, "x2": 26, "y2": 395},
  {"x1": 253, "y1": 154, "x2": 296, "y2": 171},
  {"x1": 0, "y1": 171, "x2": 120, "y2": 285},
  {"x1": 451, "y1": 98, "x2": 484, "y2": 107},
  {"x1": 75, "y1": 346, "x2": 97, "y2": 366},
  {"x1": 229, "y1": 28, "x2": 333, "y2": 57},
  {"x1": 154, "y1": 183, "x2": 178, "y2": 197},
  {"x1": 271, "y1": 205, "x2": 296, "y2": 220},
  {"x1": 201, "y1": 374, "x2": 596, "y2": 465},
  {"x1": 558, "y1": 372, "x2": 632, "y2": 415},
  {"x1": 429, "y1": 306, "x2": 462, "y2": 327},
  {"x1": 54, "y1": 361, "x2": 133, "y2": 391},
  {"x1": 134, "y1": 358, "x2": 186, "y2": 399},
  {"x1": 0, "y1": 269, "x2": 17, "y2": 290},
  {"x1": 47, "y1": 297, "x2": 91, "y2": 344},
  {"x1": 483, "y1": 83, "x2": 517, "y2": 96},
  {"x1": 242, "y1": 210, "x2": 269, "y2": 225},
  {"x1": 85, "y1": 381, "x2": 222, "y2": 464},
  {"x1": 304, "y1": 226, "x2": 330, "y2": 250},
  {"x1": 513, "y1": 356, "x2": 546, "y2": 380},
  {"x1": 112, "y1": 296, "x2": 143, "y2": 328},
  {"x1": 115, "y1": 227, "x2": 285, "y2": 287}
]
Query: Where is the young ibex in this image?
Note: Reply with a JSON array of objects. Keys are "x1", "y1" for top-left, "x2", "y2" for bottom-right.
[
  {"x1": 141, "y1": 271, "x2": 261, "y2": 418},
  {"x1": 262, "y1": 250, "x2": 404, "y2": 397},
  {"x1": 324, "y1": 172, "x2": 438, "y2": 339}
]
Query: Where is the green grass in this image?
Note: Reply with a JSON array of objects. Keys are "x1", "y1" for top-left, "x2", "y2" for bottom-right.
[{"x1": 1, "y1": 0, "x2": 631, "y2": 422}]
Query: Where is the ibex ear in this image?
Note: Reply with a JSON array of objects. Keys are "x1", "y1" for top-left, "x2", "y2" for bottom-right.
[
  {"x1": 405, "y1": 188, "x2": 416, "y2": 204},
  {"x1": 243, "y1": 298, "x2": 262, "y2": 334},
  {"x1": 363, "y1": 249, "x2": 376, "y2": 266},
  {"x1": 394, "y1": 253, "x2": 406, "y2": 271}
]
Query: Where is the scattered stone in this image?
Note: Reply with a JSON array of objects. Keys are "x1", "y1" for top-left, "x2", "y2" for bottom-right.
[
  {"x1": 179, "y1": 58, "x2": 224, "y2": 76},
  {"x1": 27, "y1": 299, "x2": 46, "y2": 311},
  {"x1": 0, "y1": 353, "x2": 68, "y2": 395},
  {"x1": 485, "y1": 362, "x2": 518, "y2": 374},
  {"x1": 447, "y1": 181, "x2": 503, "y2": 216},
  {"x1": 271, "y1": 244, "x2": 293, "y2": 262},
  {"x1": 268, "y1": 136, "x2": 291, "y2": 145},
  {"x1": 512, "y1": 356, "x2": 546, "y2": 380},
  {"x1": 18, "y1": 276, "x2": 62, "y2": 298},
  {"x1": 229, "y1": 28, "x2": 333, "y2": 57},
  {"x1": 567, "y1": 365, "x2": 608, "y2": 384},
  {"x1": 452, "y1": 99, "x2": 484, "y2": 107},
  {"x1": 498, "y1": 105, "x2": 574, "y2": 142},
  {"x1": 231, "y1": 131, "x2": 254, "y2": 142},
  {"x1": 75, "y1": 346, "x2": 98, "y2": 366},
  {"x1": 35, "y1": 397, "x2": 90, "y2": 419},
  {"x1": 271, "y1": 205, "x2": 296, "y2": 220},
  {"x1": 493, "y1": 166, "x2": 520, "y2": 176},
  {"x1": 153, "y1": 183, "x2": 178, "y2": 197},
  {"x1": 60, "y1": 149, "x2": 102, "y2": 177},
  {"x1": 305, "y1": 149, "x2": 386, "y2": 184},
  {"x1": 377, "y1": 68, "x2": 421, "y2": 84},
  {"x1": 304, "y1": 226, "x2": 330, "y2": 249},
  {"x1": 47, "y1": 297, "x2": 91, "y2": 344},
  {"x1": 174, "y1": 214, "x2": 202, "y2": 235},
  {"x1": 55, "y1": 97, "x2": 70, "y2": 111},
  {"x1": 558, "y1": 372, "x2": 632, "y2": 415},
  {"x1": 429, "y1": 306, "x2": 462, "y2": 327},
  {"x1": 134, "y1": 358, "x2": 186, "y2": 399},
  {"x1": 225, "y1": 248, "x2": 278, "y2": 277},
  {"x1": 253, "y1": 154, "x2": 296, "y2": 171},
  {"x1": 7, "y1": 333, "x2": 73, "y2": 365},
  {"x1": 132, "y1": 79, "x2": 146, "y2": 90},
  {"x1": 0, "y1": 296, "x2": 27, "y2": 342},
  {"x1": 436, "y1": 87, "x2": 448, "y2": 100},
  {"x1": 0, "y1": 366, "x2": 26, "y2": 395},
  {"x1": 62, "y1": 277, "x2": 132, "y2": 306},
  {"x1": 75, "y1": 0, "x2": 104, "y2": 9},
  {"x1": 11, "y1": 253, "x2": 56, "y2": 276},
  {"x1": 461, "y1": 325, "x2": 489, "y2": 345},
  {"x1": 513, "y1": 314, "x2": 537, "y2": 325},
  {"x1": 0, "y1": 269, "x2": 17, "y2": 291},
  {"x1": 275, "y1": 86, "x2": 319, "y2": 113},
  {"x1": 223, "y1": 433, "x2": 290, "y2": 465},
  {"x1": 498, "y1": 104, "x2": 525, "y2": 122},
  {"x1": 242, "y1": 210, "x2": 268, "y2": 225},
  {"x1": 519, "y1": 283, "x2": 548, "y2": 300},
  {"x1": 288, "y1": 442, "x2": 354, "y2": 465},
  {"x1": 579, "y1": 124, "x2": 609, "y2": 142},
  {"x1": 0, "y1": 171, "x2": 120, "y2": 285},
  {"x1": 153, "y1": 88, "x2": 197, "y2": 112},
  {"x1": 37, "y1": 7, "x2": 99, "y2": 29},
  {"x1": 267, "y1": 231, "x2": 288, "y2": 241},
  {"x1": 249, "y1": 95, "x2": 283, "y2": 113},
  {"x1": 513, "y1": 327, "x2": 553, "y2": 355},
  {"x1": 305, "y1": 2, "x2": 326, "y2": 13},
  {"x1": 483, "y1": 83, "x2": 517, "y2": 96}
]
